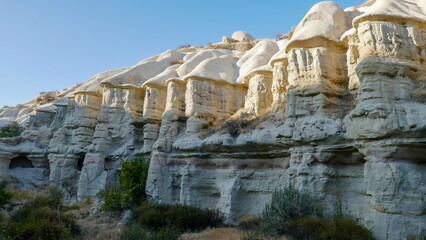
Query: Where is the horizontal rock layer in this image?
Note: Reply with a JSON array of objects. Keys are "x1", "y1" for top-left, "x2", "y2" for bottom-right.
[{"x1": 0, "y1": 1, "x2": 425, "y2": 239}]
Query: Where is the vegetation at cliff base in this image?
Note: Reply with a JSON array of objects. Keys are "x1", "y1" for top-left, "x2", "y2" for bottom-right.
[
  {"x1": 98, "y1": 154, "x2": 150, "y2": 212},
  {"x1": 97, "y1": 153, "x2": 225, "y2": 239},
  {"x1": 255, "y1": 185, "x2": 374, "y2": 240},
  {"x1": 0, "y1": 182, "x2": 12, "y2": 209},
  {"x1": 121, "y1": 203, "x2": 224, "y2": 240},
  {"x1": 1, "y1": 186, "x2": 80, "y2": 240},
  {"x1": 119, "y1": 154, "x2": 150, "y2": 207},
  {"x1": 260, "y1": 184, "x2": 323, "y2": 236},
  {"x1": 133, "y1": 202, "x2": 224, "y2": 232},
  {"x1": 120, "y1": 223, "x2": 181, "y2": 240},
  {"x1": 286, "y1": 216, "x2": 374, "y2": 240}
]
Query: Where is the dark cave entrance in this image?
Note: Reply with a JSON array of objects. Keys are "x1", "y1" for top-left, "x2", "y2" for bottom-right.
[
  {"x1": 76, "y1": 155, "x2": 85, "y2": 171},
  {"x1": 9, "y1": 156, "x2": 34, "y2": 169},
  {"x1": 104, "y1": 158, "x2": 115, "y2": 171}
]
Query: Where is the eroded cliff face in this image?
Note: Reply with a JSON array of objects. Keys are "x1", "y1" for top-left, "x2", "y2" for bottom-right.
[{"x1": 0, "y1": 1, "x2": 425, "y2": 239}]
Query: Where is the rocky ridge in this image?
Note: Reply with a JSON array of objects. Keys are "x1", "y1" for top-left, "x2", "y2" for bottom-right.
[{"x1": 0, "y1": 1, "x2": 425, "y2": 239}]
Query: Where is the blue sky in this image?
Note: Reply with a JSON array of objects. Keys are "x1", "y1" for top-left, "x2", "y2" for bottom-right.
[{"x1": 0, "y1": 0, "x2": 360, "y2": 107}]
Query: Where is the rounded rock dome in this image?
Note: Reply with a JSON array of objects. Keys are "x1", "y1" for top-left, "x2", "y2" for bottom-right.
[{"x1": 231, "y1": 31, "x2": 255, "y2": 42}]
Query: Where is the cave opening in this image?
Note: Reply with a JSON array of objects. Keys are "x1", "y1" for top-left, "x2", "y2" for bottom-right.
[
  {"x1": 9, "y1": 156, "x2": 34, "y2": 169},
  {"x1": 104, "y1": 158, "x2": 114, "y2": 171},
  {"x1": 76, "y1": 155, "x2": 85, "y2": 171}
]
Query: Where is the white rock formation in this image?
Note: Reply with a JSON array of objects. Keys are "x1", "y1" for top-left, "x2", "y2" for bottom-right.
[
  {"x1": 231, "y1": 31, "x2": 255, "y2": 42},
  {"x1": 0, "y1": 1, "x2": 425, "y2": 239}
]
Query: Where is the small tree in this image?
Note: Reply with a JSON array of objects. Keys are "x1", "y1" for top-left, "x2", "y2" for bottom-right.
[
  {"x1": 98, "y1": 154, "x2": 150, "y2": 212},
  {"x1": 49, "y1": 186, "x2": 64, "y2": 223},
  {"x1": 98, "y1": 184, "x2": 126, "y2": 212},
  {"x1": 274, "y1": 31, "x2": 284, "y2": 39},
  {"x1": 119, "y1": 154, "x2": 150, "y2": 207}
]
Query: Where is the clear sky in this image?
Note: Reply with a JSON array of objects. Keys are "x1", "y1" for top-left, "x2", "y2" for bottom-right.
[{"x1": 0, "y1": 0, "x2": 360, "y2": 107}]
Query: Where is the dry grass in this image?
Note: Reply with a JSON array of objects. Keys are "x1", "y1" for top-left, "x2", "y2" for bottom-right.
[
  {"x1": 180, "y1": 228, "x2": 242, "y2": 240},
  {"x1": 67, "y1": 201, "x2": 92, "y2": 216},
  {"x1": 178, "y1": 43, "x2": 191, "y2": 49},
  {"x1": 74, "y1": 210, "x2": 122, "y2": 240},
  {"x1": 2, "y1": 188, "x2": 122, "y2": 240},
  {"x1": 65, "y1": 200, "x2": 122, "y2": 240},
  {"x1": 181, "y1": 228, "x2": 291, "y2": 240},
  {"x1": 7, "y1": 189, "x2": 47, "y2": 203},
  {"x1": 94, "y1": 228, "x2": 120, "y2": 240},
  {"x1": 238, "y1": 214, "x2": 260, "y2": 231}
]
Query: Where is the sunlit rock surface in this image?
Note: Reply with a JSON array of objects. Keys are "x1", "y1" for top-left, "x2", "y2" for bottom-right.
[{"x1": 1, "y1": 1, "x2": 425, "y2": 239}]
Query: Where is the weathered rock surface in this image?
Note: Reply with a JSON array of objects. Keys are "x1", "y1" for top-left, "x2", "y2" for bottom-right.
[{"x1": 1, "y1": 1, "x2": 425, "y2": 239}]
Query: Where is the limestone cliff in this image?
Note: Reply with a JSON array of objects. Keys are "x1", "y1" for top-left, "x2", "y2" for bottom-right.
[{"x1": 0, "y1": 1, "x2": 425, "y2": 239}]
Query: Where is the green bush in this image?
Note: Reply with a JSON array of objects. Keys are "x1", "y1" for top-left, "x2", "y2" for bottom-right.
[
  {"x1": 286, "y1": 217, "x2": 373, "y2": 240},
  {"x1": 286, "y1": 217, "x2": 329, "y2": 240},
  {"x1": 0, "y1": 212, "x2": 7, "y2": 228},
  {"x1": 120, "y1": 222, "x2": 147, "y2": 240},
  {"x1": 0, "y1": 182, "x2": 11, "y2": 209},
  {"x1": 123, "y1": 202, "x2": 224, "y2": 240},
  {"x1": 1, "y1": 196, "x2": 80, "y2": 240},
  {"x1": 120, "y1": 222, "x2": 181, "y2": 240},
  {"x1": 132, "y1": 202, "x2": 224, "y2": 233},
  {"x1": 3, "y1": 220, "x2": 74, "y2": 240},
  {"x1": 321, "y1": 217, "x2": 373, "y2": 240},
  {"x1": 259, "y1": 185, "x2": 373, "y2": 239},
  {"x1": 98, "y1": 154, "x2": 150, "y2": 212},
  {"x1": 0, "y1": 123, "x2": 21, "y2": 138},
  {"x1": 119, "y1": 154, "x2": 150, "y2": 206},
  {"x1": 98, "y1": 184, "x2": 127, "y2": 212},
  {"x1": 260, "y1": 185, "x2": 323, "y2": 236}
]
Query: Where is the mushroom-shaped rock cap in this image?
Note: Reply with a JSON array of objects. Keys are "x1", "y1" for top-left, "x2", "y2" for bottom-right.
[
  {"x1": 286, "y1": 1, "x2": 351, "y2": 52},
  {"x1": 232, "y1": 31, "x2": 255, "y2": 42},
  {"x1": 102, "y1": 49, "x2": 186, "y2": 87},
  {"x1": 143, "y1": 65, "x2": 180, "y2": 89},
  {"x1": 236, "y1": 40, "x2": 279, "y2": 84},
  {"x1": 353, "y1": 0, "x2": 426, "y2": 27},
  {"x1": 269, "y1": 39, "x2": 289, "y2": 66},
  {"x1": 177, "y1": 49, "x2": 230, "y2": 77},
  {"x1": 73, "y1": 68, "x2": 128, "y2": 94},
  {"x1": 244, "y1": 65, "x2": 273, "y2": 83},
  {"x1": 344, "y1": 6, "x2": 363, "y2": 20},
  {"x1": 36, "y1": 104, "x2": 57, "y2": 113},
  {"x1": 53, "y1": 97, "x2": 69, "y2": 107},
  {"x1": 185, "y1": 54, "x2": 238, "y2": 84}
]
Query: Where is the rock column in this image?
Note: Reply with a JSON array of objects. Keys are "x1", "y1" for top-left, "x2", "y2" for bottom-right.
[{"x1": 345, "y1": 17, "x2": 426, "y2": 239}]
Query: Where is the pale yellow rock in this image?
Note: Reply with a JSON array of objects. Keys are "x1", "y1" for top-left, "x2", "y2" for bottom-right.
[
  {"x1": 143, "y1": 86, "x2": 167, "y2": 122},
  {"x1": 244, "y1": 68, "x2": 273, "y2": 116},
  {"x1": 270, "y1": 60, "x2": 288, "y2": 114},
  {"x1": 184, "y1": 78, "x2": 246, "y2": 120},
  {"x1": 287, "y1": 47, "x2": 348, "y2": 91}
]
